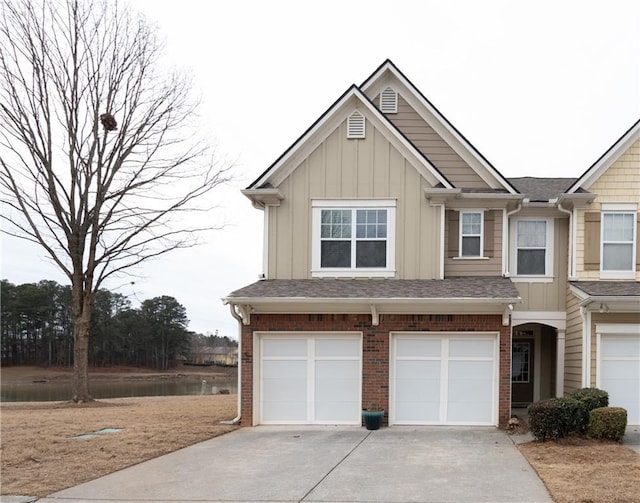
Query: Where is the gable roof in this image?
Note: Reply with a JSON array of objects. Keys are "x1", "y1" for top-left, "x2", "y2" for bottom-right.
[
  {"x1": 567, "y1": 118, "x2": 640, "y2": 193},
  {"x1": 246, "y1": 84, "x2": 454, "y2": 191},
  {"x1": 361, "y1": 60, "x2": 518, "y2": 195},
  {"x1": 508, "y1": 177, "x2": 577, "y2": 202}
]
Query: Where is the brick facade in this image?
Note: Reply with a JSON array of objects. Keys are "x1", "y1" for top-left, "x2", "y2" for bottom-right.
[{"x1": 240, "y1": 313, "x2": 511, "y2": 427}]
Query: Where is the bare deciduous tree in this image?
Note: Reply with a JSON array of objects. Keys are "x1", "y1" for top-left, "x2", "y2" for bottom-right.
[{"x1": 0, "y1": 0, "x2": 232, "y2": 401}]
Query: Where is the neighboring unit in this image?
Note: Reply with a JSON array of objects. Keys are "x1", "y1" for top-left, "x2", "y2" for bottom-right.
[{"x1": 225, "y1": 61, "x2": 640, "y2": 427}]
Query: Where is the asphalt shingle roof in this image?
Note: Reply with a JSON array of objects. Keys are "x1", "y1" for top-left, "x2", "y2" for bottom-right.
[
  {"x1": 227, "y1": 277, "x2": 520, "y2": 301},
  {"x1": 507, "y1": 177, "x2": 577, "y2": 201},
  {"x1": 571, "y1": 281, "x2": 640, "y2": 297}
]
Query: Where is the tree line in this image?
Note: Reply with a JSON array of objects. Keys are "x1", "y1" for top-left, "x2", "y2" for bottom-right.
[{"x1": 1, "y1": 279, "x2": 235, "y2": 370}]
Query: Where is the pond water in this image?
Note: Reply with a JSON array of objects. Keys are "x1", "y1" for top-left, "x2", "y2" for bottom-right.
[{"x1": 0, "y1": 377, "x2": 237, "y2": 402}]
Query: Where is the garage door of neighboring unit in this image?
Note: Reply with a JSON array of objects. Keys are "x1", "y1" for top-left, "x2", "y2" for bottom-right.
[
  {"x1": 598, "y1": 326, "x2": 640, "y2": 425},
  {"x1": 391, "y1": 333, "x2": 498, "y2": 426},
  {"x1": 259, "y1": 334, "x2": 361, "y2": 425}
]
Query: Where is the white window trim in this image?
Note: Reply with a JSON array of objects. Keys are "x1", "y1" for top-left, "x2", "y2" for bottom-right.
[
  {"x1": 311, "y1": 199, "x2": 396, "y2": 278},
  {"x1": 459, "y1": 210, "x2": 484, "y2": 258},
  {"x1": 510, "y1": 217, "x2": 554, "y2": 281},
  {"x1": 600, "y1": 209, "x2": 637, "y2": 280}
]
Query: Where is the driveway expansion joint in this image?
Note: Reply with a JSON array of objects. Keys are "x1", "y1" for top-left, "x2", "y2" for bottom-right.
[{"x1": 298, "y1": 431, "x2": 371, "y2": 502}]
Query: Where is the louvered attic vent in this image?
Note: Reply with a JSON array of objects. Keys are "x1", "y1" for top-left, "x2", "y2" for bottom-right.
[
  {"x1": 380, "y1": 86, "x2": 398, "y2": 113},
  {"x1": 347, "y1": 110, "x2": 365, "y2": 139}
]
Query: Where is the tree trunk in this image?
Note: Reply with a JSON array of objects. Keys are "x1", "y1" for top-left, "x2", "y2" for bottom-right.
[{"x1": 71, "y1": 281, "x2": 93, "y2": 402}]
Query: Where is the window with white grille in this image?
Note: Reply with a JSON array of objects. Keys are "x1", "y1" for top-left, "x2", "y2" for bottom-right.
[
  {"x1": 380, "y1": 86, "x2": 398, "y2": 113},
  {"x1": 347, "y1": 110, "x2": 365, "y2": 139}
]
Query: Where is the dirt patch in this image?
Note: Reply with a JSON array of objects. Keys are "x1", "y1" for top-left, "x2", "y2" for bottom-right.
[
  {"x1": 518, "y1": 438, "x2": 640, "y2": 503},
  {"x1": 1, "y1": 394, "x2": 238, "y2": 497}
]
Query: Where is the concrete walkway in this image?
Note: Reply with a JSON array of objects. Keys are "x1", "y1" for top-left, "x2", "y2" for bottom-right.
[{"x1": 25, "y1": 426, "x2": 551, "y2": 503}]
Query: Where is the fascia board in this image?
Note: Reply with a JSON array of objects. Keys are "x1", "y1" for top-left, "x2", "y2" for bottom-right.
[
  {"x1": 569, "y1": 283, "x2": 590, "y2": 301},
  {"x1": 567, "y1": 119, "x2": 640, "y2": 193},
  {"x1": 579, "y1": 295, "x2": 640, "y2": 307},
  {"x1": 361, "y1": 61, "x2": 518, "y2": 195},
  {"x1": 261, "y1": 87, "x2": 453, "y2": 190}
]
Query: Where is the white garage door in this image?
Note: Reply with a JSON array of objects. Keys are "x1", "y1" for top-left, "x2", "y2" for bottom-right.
[
  {"x1": 260, "y1": 335, "x2": 361, "y2": 424},
  {"x1": 392, "y1": 334, "x2": 498, "y2": 425},
  {"x1": 599, "y1": 333, "x2": 640, "y2": 425}
]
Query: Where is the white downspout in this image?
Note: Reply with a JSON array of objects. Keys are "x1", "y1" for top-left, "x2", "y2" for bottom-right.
[
  {"x1": 221, "y1": 303, "x2": 243, "y2": 425},
  {"x1": 439, "y1": 204, "x2": 445, "y2": 279},
  {"x1": 557, "y1": 202, "x2": 574, "y2": 279},
  {"x1": 579, "y1": 305, "x2": 591, "y2": 388},
  {"x1": 504, "y1": 203, "x2": 522, "y2": 276}
]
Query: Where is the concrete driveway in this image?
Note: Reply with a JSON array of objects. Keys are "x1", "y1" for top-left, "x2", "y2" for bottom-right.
[{"x1": 36, "y1": 426, "x2": 551, "y2": 503}]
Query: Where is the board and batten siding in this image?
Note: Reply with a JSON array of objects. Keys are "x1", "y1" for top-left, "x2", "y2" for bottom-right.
[
  {"x1": 267, "y1": 120, "x2": 441, "y2": 280},
  {"x1": 564, "y1": 289, "x2": 584, "y2": 394},
  {"x1": 513, "y1": 218, "x2": 569, "y2": 312},
  {"x1": 575, "y1": 138, "x2": 640, "y2": 280},
  {"x1": 384, "y1": 96, "x2": 490, "y2": 189}
]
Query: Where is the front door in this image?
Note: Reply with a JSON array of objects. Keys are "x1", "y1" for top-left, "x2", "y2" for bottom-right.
[{"x1": 512, "y1": 337, "x2": 534, "y2": 406}]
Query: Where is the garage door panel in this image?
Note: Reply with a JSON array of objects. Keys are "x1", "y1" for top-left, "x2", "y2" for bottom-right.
[
  {"x1": 601, "y1": 360, "x2": 639, "y2": 379},
  {"x1": 262, "y1": 401, "x2": 307, "y2": 422},
  {"x1": 263, "y1": 338, "x2": 307, "y2": 357},
  {"x1": 262, "y1": 377, "x2": 306, "y2": 402},
  {"x1": 448, "y1": 401, "x2": 493, "y2": 424},
  {"x1": 396, "y1": 360, "x2": 440, "y2": 379},
  {"x1": 396, "y1": 401, "x2": 440, "y2": 423},
  {"x1": 315, "y1": 338, "x2": 360, "y2": 357},
  {"x1": 395, "y1": 377, "x2": 440, "y2": 402},
  {"x1": 449, "y1": 339, "x2": 494, "y2": 357},
  {"x1": 601, "y1": 337, "x2": 640, "y2": 357},
  {"x1": 396, "y1": 338, "x2": 441, "y2": 357}
]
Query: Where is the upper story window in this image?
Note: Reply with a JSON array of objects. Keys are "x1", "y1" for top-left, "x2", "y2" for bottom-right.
[
  {"x1": 601, "y1": 211, "x2": 636, "y2": 274},
  {"x1": 312, "y1": 200, "x2": 396, "y2": 278},
  {"x1": 460, "y1": 211, "x2": 483, "y2": 257},
  {"x1": 511, "y1": 218, "x2": 554, "y2": 279}
]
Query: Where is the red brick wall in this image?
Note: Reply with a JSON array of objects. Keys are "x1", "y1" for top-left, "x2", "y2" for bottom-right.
[{"x1": 240, "y1": 313, "x2": 511, "y2": 427}]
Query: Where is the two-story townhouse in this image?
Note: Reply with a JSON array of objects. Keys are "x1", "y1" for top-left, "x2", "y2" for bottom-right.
[
  {"x1": 225, "y1": 60, "x2": 639, "y2": 427},
  {"x1": 562, "y1": 120, "x2": 640, "y2": 425}
]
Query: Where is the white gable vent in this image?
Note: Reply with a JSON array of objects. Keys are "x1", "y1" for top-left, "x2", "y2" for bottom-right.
[
  {"x1": 380, "y1": 86, "x2": 398, "y2": 113},
  {"x1": 347, "y1": 110, "x2": 365, "y2": 139}
]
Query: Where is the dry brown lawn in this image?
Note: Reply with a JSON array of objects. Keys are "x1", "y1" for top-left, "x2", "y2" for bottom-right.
[
  {"x1": 518, "y1": 437, "x2": 640, "y2": 503},
  {"x1": 2, "y1": 366, "x2": 639, "y2": 502}
]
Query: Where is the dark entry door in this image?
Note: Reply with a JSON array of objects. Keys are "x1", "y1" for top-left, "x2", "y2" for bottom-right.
[{"x1": 512, "y1": 338, "x2": 534, "y2": 405}]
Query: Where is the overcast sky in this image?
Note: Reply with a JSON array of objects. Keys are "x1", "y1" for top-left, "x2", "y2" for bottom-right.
[{"x1": 1, "y1": 0, "x2": 639, "y2": 339}]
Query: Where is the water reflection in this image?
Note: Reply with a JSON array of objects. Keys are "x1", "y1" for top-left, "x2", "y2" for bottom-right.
[{"x1": 1, "y1": 377, "x2": 237, "y2": 402}]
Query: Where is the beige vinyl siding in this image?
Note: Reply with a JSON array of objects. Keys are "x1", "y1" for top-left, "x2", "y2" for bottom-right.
[
  {"x1": 444, "y1": 209, "x2": 502, "y2": 276},
  {"x1": 575, "y1": 138, "x2": 640, "y2": 280},
  {"x1": 589, "y1": 313, "x2": 640, "y2": 387},
  {"x1": 564, "y1": 290, "x2": 583, "y2": 394},
  {"x1": 267, "y1": 120, "x2": 440, "y2": 279},
  {"x1": 384, "y1": 96, "x2": 490, "y2": 189},
  {"x1": 513, "y1": 218, "x2": 569, "y2": 311}
]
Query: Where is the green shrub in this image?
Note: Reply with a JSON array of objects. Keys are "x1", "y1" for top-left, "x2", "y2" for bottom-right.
[
  {"x1": 528, "y1": 397, "x2": 585, "y2": 441},
  {"x1": 568, "y1": 387, "x2": 609, "y2": 432},
  {"x1": 569, "y1": 387, "x2": 609, "y2": 412},
  {"x1": 587, "y1": 407, "x2": 627, "y2": 441}
]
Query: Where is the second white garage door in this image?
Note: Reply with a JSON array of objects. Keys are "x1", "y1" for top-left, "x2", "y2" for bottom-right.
[
  {"x1": 598, "y1": 328, "x2": 640, "y2": 425},
  {"x1": 259, "y1": 334, "x2": 361, "y2": 425},
  {"x1": 391, "y1": 333, "x2": 498, "y2": 426}
]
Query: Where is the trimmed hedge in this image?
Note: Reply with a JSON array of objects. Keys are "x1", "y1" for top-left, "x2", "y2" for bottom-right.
[
  {"x1": 568, "y1": 387, "x2": 609, "y2": 412},
  {"x1": 568, "y1": 387, "x2": 609, "y2": 432},
  {"x1": 587, "y1": 407, "x2": 627, "y2": 441},
  {"x1": 528, "y1": 397, "x2": 586, "y2": 441}
]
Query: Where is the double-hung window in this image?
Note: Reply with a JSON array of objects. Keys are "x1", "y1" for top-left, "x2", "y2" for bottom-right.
[
  {"x1": 513, "y1": 219, "x2": 553, "y2": 277},
  {"x1": 601, "y1": 210, "x2": 636, "y2": 275},
  {"x1": 312, "y1": 200, "x2": 396, "y2": 277},
  {"x1": 459, "y1": 211, "x2": 483, "y2": 257}
]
